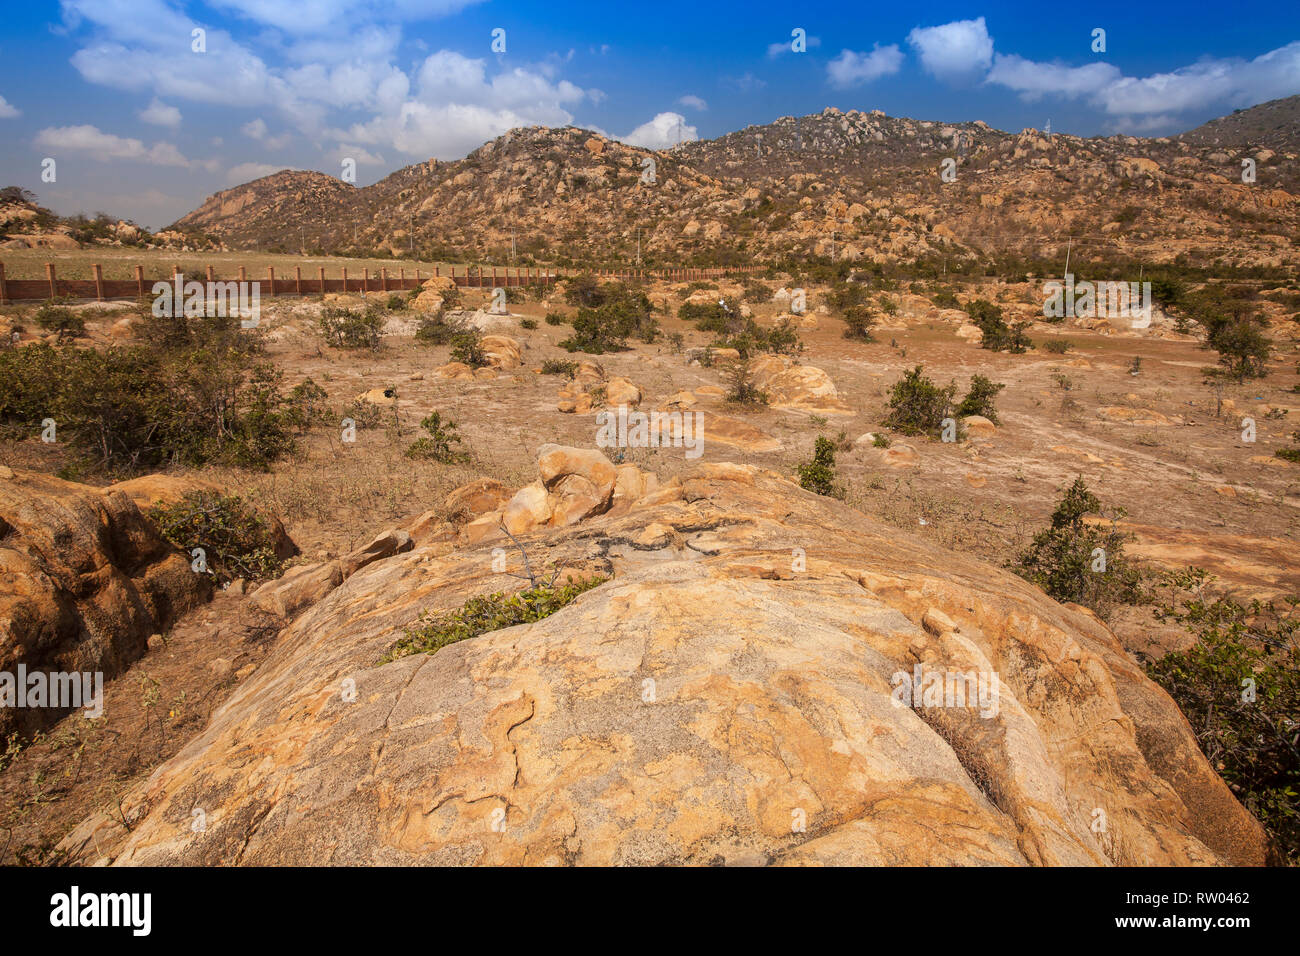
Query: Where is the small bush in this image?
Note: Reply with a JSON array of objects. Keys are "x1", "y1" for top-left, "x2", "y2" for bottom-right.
[
  {"x1": 967, "y1": 299, "x2": 1030, "y2": 353},
  {"x1": 955, "y1": 374, "x2": 1006, "y2": 423},
  {"x1": 32, "y1": 302, "x2": 84, "y2": 338},
  {"x1": 544, "y1": 312, "x2": 566, "y2": 326},
  {"x1": 1012, "y1": 477, "x2": 1143, "y2": 618},
  {"x1": 319, "y1": 303, "x2": 384, "y2": 350},
  {"x1": 519, "y1": 318, "x2": 538, "y2": 330},
  {"x1": 149, "y1": 491, "x2": 284, "y2": 584},
  {"x1": 450, "y1": 327, "x2": 489, "y2": 367},
  {"x1": 883, "y1": 366, "x2": 958, "y2": 438},
  {"x1": 540, "y1": 359, "x2": 578, "y2": 377},
  {"x1": 385, "y1": 576, "x2": 607, "y2": 660},
  {"x1": 414, "y1": 310, "x2": 464, "y2": 346},
  {"x1": 340, "y1": 398, "x2": 384, "y2": 430},
  {"x1": 797, "y1": 436, "x2": 840, "y2": 497},
  {"x1": 1146, "y1": 573, "x2": 1299, "y2": 864},
  {"x1": 385, "y1": 293, "x2": 407, "y2": 311},
  {"x1": 404, "y1": 411, "x2": 467, "y2": 463},
  {"x1": 723, "y1": 355, "x2": 770, "y2": 406},
  {"x1": 842, "y1": 305, "x2": 876, "y2": 342},
  {"x1": 1042, "y1": 339, "x2": 1072, "y2": 354}
]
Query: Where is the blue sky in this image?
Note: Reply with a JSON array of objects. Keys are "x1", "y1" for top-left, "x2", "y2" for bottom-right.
[{"x1": 2, "y1": 0, "x2": 1298, "y2": 229}]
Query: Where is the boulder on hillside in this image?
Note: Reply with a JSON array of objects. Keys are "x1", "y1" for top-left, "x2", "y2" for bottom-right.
[{"x1": 59, "y1": 463, "x2": 1268, "y2": 866}]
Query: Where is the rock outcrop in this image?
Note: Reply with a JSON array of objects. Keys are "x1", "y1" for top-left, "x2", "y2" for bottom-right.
[
  {"x1": 0, "y1": 469, "x2": 210, "y2": 738},
  {"x1": 59, "y1": 458, "x2": 1265, "y2": 866}
]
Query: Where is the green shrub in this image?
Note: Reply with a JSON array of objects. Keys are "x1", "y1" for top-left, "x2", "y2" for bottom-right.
[
  {"x1": 384, "y1": 576, "x2": 608, "y2": 660},
  {"x1": 797, "y1": 436, "x2": 840, "y2": 497},
  {"x1": 723, "y1": 355, "x2": 769, "y2": 405},
  {"x1": 955, "y1": 374, "x2": 1006, "y2": 423},
  {"x1": 540, "y1": 359, "x2": 578, "y2": 377},
  {"x1": 32, "y1": 302, "x2": 84, "y2": 338},
  {"x1": 149, "y1": 490, "x2": 285, "y2": 584},
  {"x1": 519, "y1": 318, "x2": 538, "y2": 330},
  {"x1": 385, "y1": 293, "x2": 407, "y2": 311},
  {"x1": 842, "y1": 305, "x2": 876, "y2": 341},
  {"x1": 404, "y1": 411, "x2": 467, "y2": 463},
  {"x1": 1042, "y1": 339, "x2": 1072, "y2": 354},
  {"x1": 414, "y1": 310, "x2": 463, "y2": 345},
  {"x1": 931, "y1": 287, "x2": 960, "y2": 309},
  {"x1": 679, "y1": 298, "x2": 740, "y2": 334},
  {"x1": 1146, "y1": 573, "x2": 1299, "y2": 864},
  {"x1": 450, "y1": 327, "x2": 489, "y2": 367},
  {"x1": 1011, "y1": 477, "x2": 1143, "y2": 617},
  {"x1": 285, "y1": 378, "x2": 334, "y2": 431},
  {"x1": 1203, "y1": 314, "x2": 1272, "y2": 382},
  {"x1": 883, "y1": 366, "x2": 957, "y2": 438},
  {"x1": 0, "y1": 331, "x2": 295, "y2": 475},
  {"x1": 967, "y1": 299, "x2": 1030, "y2": 353},
  {"x1": 872, "y1": 433, "x2": 890, "y2": 448},
  {"x1": 319, "y1": 303, "x2": 384, "y2": 350},
  {"x1": 544, "y1": 312, "x2": 566, "y2": 326},
  {"x1": 340, "y1": 398, "x2": 385, "y2": 430}
]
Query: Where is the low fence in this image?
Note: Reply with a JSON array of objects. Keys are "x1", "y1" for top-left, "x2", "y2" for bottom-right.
[{"x1": 0, "y1": 261, "x2": 765, "y2": 304}]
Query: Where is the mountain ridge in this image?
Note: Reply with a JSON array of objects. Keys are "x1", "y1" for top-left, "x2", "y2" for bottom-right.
[{"x1": 166, "y1": 97, "x2": 1300, "y2": 270}]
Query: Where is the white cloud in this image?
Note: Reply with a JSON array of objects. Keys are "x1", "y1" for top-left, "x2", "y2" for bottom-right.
[
  {"x1": 139, "y1": 97, "x2": 182, "y2": 127},
  {"x1": 34, "y1": 125, "x2": 195, "y2": 166},
  {"x1": 723, "y1": 72, "x2": 766, "y2": 92},
  {"x1": 332, "y1": 50, "x2": 593, "y2": 159},
  {"x1": 677, "y1": 94, "x2": 707, "y2": 111},
  {"x1": 767, "y1": 35, "x2": 820, "y2": 57},
  {"x1": 226, "y1": 161, "x2": 291, "y2": 184},
  {"x1": 987, "y1": 40, "x2": 1300, "y2": 118},
  {"x1": 826, "y1": 45, "x2": 904, "y2": 89},
  {"x1": 241, "y1": 116, "x2": 294, "y2": 149},
  {"x1": 619, "y1": 112, "x2": 697, "y2": 150},
  {"x1": 331, "y1": 144, "x2": 387, "y2": 166},
  {"x1": 0, "y1": 94, "x2": 20, "y2": 119},
  {"x1": 907, "y1": 17, "x2": 993, "y2": 82}
]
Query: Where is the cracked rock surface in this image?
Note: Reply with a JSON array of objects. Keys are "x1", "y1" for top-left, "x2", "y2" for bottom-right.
[{"x1": 60, "y1": 459, "x2": 1267, "y2": 865}]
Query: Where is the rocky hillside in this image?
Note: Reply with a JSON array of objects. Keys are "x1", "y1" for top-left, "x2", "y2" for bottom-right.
[
  {"x1": 1179, "y1": 94, "x2": 1300, "y2": 152},
  {"x1": 57, "y1": 452, "x2": 1266, "y2": 866},
  {"x1": 169, "y1": 100, "x2": 1300, "y2": 271},
  {"x1": 0, "y1": 187, "x2": 215, "y2": 253}
]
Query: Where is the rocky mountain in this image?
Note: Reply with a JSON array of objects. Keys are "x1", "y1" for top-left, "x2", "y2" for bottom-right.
[
  {"x1": 56, "y1": 453, "x2": 1266, "y2": 866},
  {"x1": 169, "y1": 100, "x2": 1300, "y2": 271}
]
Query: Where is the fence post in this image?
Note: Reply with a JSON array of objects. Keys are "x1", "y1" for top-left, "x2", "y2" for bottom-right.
[
  {"x1": 47, "y1": 263, "x2": 56, "y2": 300},
  {"x1": 318, "y1": 266, "x2": 325, "y2": 295},
  {"x1": 381, "y1": 267, "x2": 388, "y2": 292},
  {"x1": 0, "y1": 261, "x2": 6, "y2": 305},
  {"x1": 363, "y1": 268, "x2": 369, "y2": 292},
  {"x1": 238, "y1": 266, "x2": 246, "y2": 283},
  {"x1": 206, "y1": 264, "x2": 215, "y2": 283},
  {"x1": 295, "y1": 266, "x2": 302, "y2": 295},
  {"x1": 135, "y1": 265, "x2": 144, "y2": 299},
  {"x1": 342, "y1": 267, "x2": 348, "y2": 293},
  {"x1": 267, "y1": 266, "x2": 275, "y2": 297},
  {"x1": 93, "y1": 263, "x2": 104, "y2": 302}
]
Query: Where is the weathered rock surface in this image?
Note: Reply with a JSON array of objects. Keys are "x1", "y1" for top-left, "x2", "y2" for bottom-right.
[
  {"x1": 0, "y1": 470, "x2": 209, "y2": 737},
  {"x1": 60, "y1": 461, "x2": 1265, "y2": 866}
]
